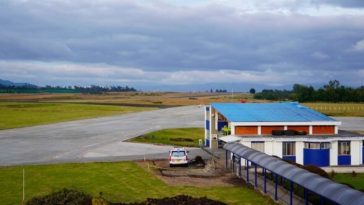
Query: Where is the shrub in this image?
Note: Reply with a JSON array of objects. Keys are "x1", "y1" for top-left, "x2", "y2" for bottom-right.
[
  {"x1": 303, "y1": 165, "x2": 329, "y2": 178},
  {"x1": 352, "y1": 171, "x2": 357, "y2": 177},
  {"x1": 330, "y1": 170, "x2": 336, "y2": 178},
  {"x1": 26, "y1": 189, "x2": 92, "y2": 205}
]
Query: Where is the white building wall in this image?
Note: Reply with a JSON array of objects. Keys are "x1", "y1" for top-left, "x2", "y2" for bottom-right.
[
  {"x1": 264, "y1": 140, "x2": 274, "y2": 156},
  {"x1": 272, "y1": 141, "x2": 283, "y2": 158},
  {"x1": 240, "y1": 141, "x2": 251, "y2": 148},
  {"x1": 296, "y1": 141, "x2": 304, "y2": 165},
  {"x1": 351, "y1": 140, "x2": 361, "y2": 165},
  {"x1": 330, "y1": 141, "x2": 338, "y2": 166}
]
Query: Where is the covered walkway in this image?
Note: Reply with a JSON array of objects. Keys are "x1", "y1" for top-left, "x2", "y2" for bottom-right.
[{"x1": 224, "y1": 143, "x2": 364, "y2": 205}]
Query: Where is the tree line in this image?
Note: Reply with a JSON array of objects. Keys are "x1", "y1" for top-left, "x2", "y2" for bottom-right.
[
  {"x1": 0, "y1": 84, "x2": 137, "y2": 94},
  {"x1": 254, "y1": 80, "x2": 364, "y2": 102}
]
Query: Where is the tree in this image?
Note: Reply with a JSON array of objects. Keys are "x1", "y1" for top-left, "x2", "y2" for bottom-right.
[{"x1": 249, "y1": 88, "x2": 256, "y2": 94}]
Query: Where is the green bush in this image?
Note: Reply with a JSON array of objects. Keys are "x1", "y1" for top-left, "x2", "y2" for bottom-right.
[{"x1": 26, "y1": 188, "x2": 92, "y2": 205}]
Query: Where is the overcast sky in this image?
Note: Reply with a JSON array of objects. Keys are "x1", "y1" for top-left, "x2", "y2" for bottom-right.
[{"x1": 0, "y1": 0, "x2": 364, "y2": 91}]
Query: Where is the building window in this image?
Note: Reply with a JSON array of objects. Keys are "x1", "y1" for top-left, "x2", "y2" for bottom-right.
[
  {"x1": 283, "y1": 142, "x2": 296, "y2": 156},
  {"x1": 338, "y1": 141, "x2": 350, "y2": 155},
  {"x1": 251, "y1": 141, "x2": 264, "y2": 152},
  {"x1": 304, "y1": 142, "x2": 330, "y2": 149}
]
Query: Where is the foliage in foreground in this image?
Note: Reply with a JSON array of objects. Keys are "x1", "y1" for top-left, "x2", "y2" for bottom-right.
[
  {"x1": 0, "y1": 162, "x2": 270, "y2": 205},
  {"x1": 26, "y1": 189, "x2": 226, "y2": 205},
  {"x1": 26, "y1": 189, "x2": 92, "y2": 205}
]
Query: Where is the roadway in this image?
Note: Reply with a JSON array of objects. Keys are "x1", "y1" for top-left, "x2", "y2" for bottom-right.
[
  {"x1": 0, "y1": 106, "x2": 204, "y2": 166},
  {"x1": 0, "y1": 106, "x2": 363, "y2": 166}
]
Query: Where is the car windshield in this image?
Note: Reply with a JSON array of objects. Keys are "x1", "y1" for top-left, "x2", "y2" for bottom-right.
[{"x1": 171, "y1": 151, "x2": 185, "y2": 157}]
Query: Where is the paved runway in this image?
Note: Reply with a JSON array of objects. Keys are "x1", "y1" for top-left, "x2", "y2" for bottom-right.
[
  {"x1": 333, "y1": 117, "x2": 364, "y2": 131},
  {"x1": 0, "y1": 106, "x2": 204, "y2": 165},
  {"x1": 0, "y1": 105, "x2": 363, "y2": 166}
]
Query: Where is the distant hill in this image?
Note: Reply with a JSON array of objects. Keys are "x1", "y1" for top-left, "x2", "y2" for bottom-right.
[
  {"x1": 0, "y1": 79, "x2": 136, "y2": 94},
  {"x1": 0, "y1": 79, "x2": 37, "y2": 87}
]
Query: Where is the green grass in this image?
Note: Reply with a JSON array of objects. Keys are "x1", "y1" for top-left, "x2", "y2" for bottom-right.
[
  {"x1": 0, "y1": 102, "x2": 153, "y2": 130},
  {"x1": 333, "y1": 173, "x2": 364, "y2": 190},
  {"x1": 303, "y1": 103, "x2": 364, "y2": 117},
  {"x1": 0, "y1": 162, "x2": 271, "y2": 205},
  {"x1": 130, "y1": 128, "x2": 204, "y2": 147}
]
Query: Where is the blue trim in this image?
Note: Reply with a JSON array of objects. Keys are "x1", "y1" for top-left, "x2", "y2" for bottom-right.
[
  {"x1": 217, "y1": 121, "x2": 228, "y2": 131},
  {"x1": 205, "y1": 139, "x2": 210, "y2": 147},
  {"x1": 283, "y1": 156, "x2": 296, "y2": 163},
  {"x1": 205, "y1": 120, "x2": 210, "y2": 130},
  {"x1": 338, "y1": 155, "x2": 351, "y2": 165},
  {"x1": 304, "y1": 148, "x2": 330, "y2": 167}
]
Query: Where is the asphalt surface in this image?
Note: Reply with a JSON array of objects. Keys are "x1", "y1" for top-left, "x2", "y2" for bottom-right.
[
  {"x1": 0, "y1": 105, "x2": 363, "y2": 166},
  {"x1": 0, "y1": 105, "x2": 205, "y2": 166},
  {"x1": 333, "y1": 117, "x2": 364, "y2": 131}
]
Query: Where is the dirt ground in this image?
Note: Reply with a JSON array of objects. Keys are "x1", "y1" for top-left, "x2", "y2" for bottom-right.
[
  {"x1": 136, "y1": 159, "x2": 244, "y2": 187},
  {"x1": 0, "y1": 92, "x2": 256, "y2": 107}
]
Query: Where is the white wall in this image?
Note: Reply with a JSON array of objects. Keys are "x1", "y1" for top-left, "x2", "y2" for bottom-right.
[
  {"x1": 296, "y1": 141, "x2": 304, "y2": 165},
  {"x1": 351, "y1": 140, "x2": 361, "y2": 165},
  {"x1": 264, "y1": 141, "x2": 273, "y2": 156},
  {"x1": 240, "y1": 141, "x2": 251, "y2": 148},
  {"x1": 272, "y1": 141, "x2": 283, "y2": 157},
  {"x1": 330, "y1": 141, "x2": 338, "y2": 166}
]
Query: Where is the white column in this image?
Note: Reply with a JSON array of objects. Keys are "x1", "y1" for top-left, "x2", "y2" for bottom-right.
[
  {"x1": 330, "y1": 141, "x2": 338, "y2": 166},
  {"x1": 231, "y1": 123, "x2": 235, "y2": 135},
  {"x1": 273, "y1": 141, "x2": 283, "y2": 158},
  {"x1": 215, "y1": 110, "x2": 218, "y2": 130},
  {"x1": 209, "y1": 107, "x2": 213, "y2": 148},
  {"x1": 296, "y1": 141, "x2": 304, "y2": 165},
  {"x1": 258, "y1": 126, "x2": 262, "y2": 135},
  {"x1": 351, "y1": 140, "x2": 361, "y2": 165},
  {"x1": 284, "y1": 126, "x2": 288, "y2": 130},
  {"x1": 309, "y1": 125, "x2": 313, "y2": 135},
  {"x1": 264, "y1": 140, "x2": 273, "y2": 156},
  {"x1": 335, "y1": 126, "x2": 339, "y2": 134},
  {"x1": 204, "y1": 106, "x2": 207, "y2": 142}
]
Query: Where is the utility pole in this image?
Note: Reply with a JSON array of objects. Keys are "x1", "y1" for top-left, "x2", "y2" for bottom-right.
[{"x1": 22, "y1": 168, "x2": 25, "y2": 203}]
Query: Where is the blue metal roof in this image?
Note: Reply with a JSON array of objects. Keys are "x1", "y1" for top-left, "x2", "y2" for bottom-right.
[{"x1": 211, "y1": 102, "x2": 336, "y2": 122}]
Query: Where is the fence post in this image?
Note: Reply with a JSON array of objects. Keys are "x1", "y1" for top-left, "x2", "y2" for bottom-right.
[
  {"x1": 225, "y1": 150, "x2": 228, "y2": 169},
  {"x1": 304, "y1": 188, "x2": 308, "y2": 205},
  {"x1": 246, "y1": 160, "x2": 249, "y2": 183},
  {"x1": 263, "y1": 168, "x2": 267, "y2": 193},
  {"x1": 290, "y1": 181, "x2": 293, "y2": 205},
  {"x1": 239, "y1": 157, "x2": 242, "y2": 177},
  {"x1": 254, "y1": 164, "x2": 258, "y2": 187},
  {"x1": 274, "y1": 173, "x2": 278, "y2": 201}
]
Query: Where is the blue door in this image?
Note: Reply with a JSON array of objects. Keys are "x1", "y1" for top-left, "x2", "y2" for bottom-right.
[{"x1": 304, "y1": 149, "x2": 330, "y2": 167}]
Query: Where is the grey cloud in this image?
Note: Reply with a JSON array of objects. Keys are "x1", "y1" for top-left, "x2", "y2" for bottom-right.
[
  {"x1": 0, "y1": 0, "x2": 363, "y2": 88},
  {"x1": 311, "y1": 0, "x2": 364, "y2": 8}
]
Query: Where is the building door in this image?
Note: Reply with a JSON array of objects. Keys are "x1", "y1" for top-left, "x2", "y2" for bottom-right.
[{"x1": 303, "y1": 142, "x2": 330, "y2": 167}]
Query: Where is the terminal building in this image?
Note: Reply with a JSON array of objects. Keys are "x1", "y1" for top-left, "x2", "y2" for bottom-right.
[{"x1": 205, "y1": 102, "x2": 364, "y2": 167}]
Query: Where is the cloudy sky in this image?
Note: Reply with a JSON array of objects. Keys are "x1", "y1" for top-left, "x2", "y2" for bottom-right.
[{"x1": 0, "y1": 0, "x2": 364, "y2": 91}]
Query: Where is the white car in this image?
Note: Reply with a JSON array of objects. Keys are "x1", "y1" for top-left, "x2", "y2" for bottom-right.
[{"x1": 169, "y1": 148, "x2": 189, "y2": 167}]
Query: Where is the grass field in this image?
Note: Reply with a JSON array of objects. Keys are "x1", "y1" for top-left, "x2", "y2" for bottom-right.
[
  {"x1": 0, "y1": 162, "x2": 271, "y2": 205},
  {"x1": 0, "y1": 92, "x2": 255, "y2": 107},
  {"x1": 0, "y1": 102, "x2": 153, "y2": 130},
  {"x1": 130, "y1": 128, "x2": 204, "y2": 147},
  {"x1": 333, "y1": 173, "x2": 364, "y2": 190},
  {"x1": 304, "y1": 103, "x2": 364, "y2": 117}
]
